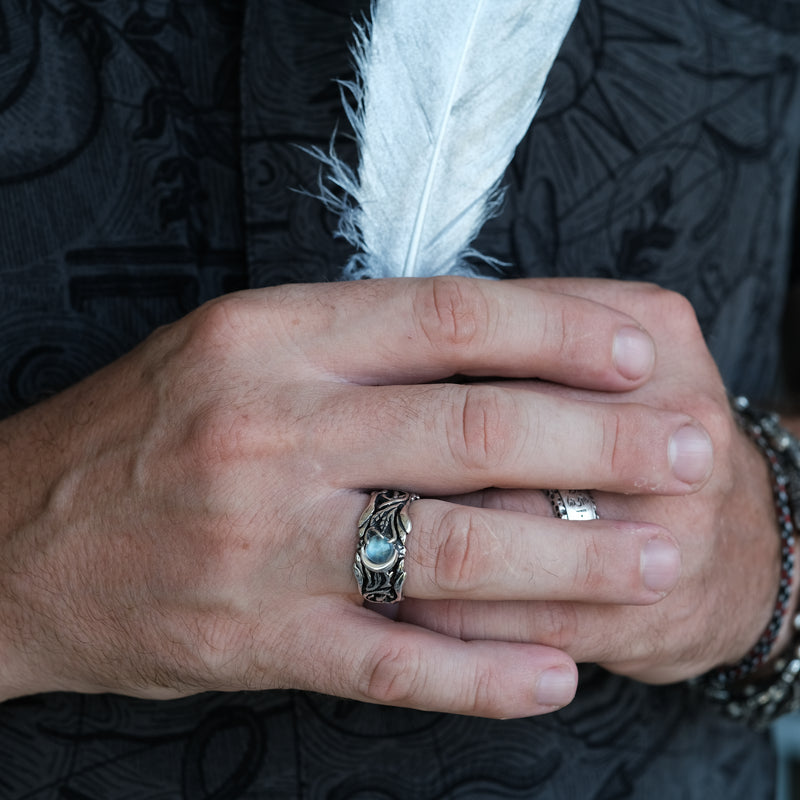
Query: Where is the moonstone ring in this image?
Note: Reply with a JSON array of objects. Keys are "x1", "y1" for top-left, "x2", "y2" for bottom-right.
[
  {"x1": 354, "y1": 490, "x2": 419, "y2": 603},
  {"x1": 546, "y1": 489, "x2": 599, "y2": 521}
]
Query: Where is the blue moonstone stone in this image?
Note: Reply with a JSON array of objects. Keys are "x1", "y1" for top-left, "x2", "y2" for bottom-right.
[{"x1": 364, "y1": 535, "x2": 395, "y2": 566}]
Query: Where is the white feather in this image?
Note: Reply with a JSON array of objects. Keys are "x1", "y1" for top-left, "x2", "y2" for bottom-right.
[{"x1": 314, "y1": 0, "x2": 580, "y2": 280}]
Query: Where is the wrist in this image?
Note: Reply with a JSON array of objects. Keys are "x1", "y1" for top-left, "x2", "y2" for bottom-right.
[{"x1": 698, "y1": 397, "x2": 800, "y2": 728}]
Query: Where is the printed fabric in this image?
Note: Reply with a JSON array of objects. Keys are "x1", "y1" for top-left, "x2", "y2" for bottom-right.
[{"x1": 1, "y1": 0, "x2": 799, "y2": 797}]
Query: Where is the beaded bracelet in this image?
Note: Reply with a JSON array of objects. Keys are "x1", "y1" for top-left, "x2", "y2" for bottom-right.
[{"x1": 698, "y1": 396, "x2": 800, "y2": 729}]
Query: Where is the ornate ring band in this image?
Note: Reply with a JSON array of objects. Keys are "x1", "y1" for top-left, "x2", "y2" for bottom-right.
[
  {"x1": 354, "y1": 490, "x2": 419, "y2": 603},
  {"x1": 547, "y1": 489, "x2": 599, "y2": 521}
]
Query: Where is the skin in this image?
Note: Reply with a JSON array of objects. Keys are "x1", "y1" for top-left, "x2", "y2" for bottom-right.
[
  {"x1": 402, "y1": 279, "x2": 799, "y2": 684},
  {"x1": 0, "y1": 276, "x2": 780, "y2": 719}
]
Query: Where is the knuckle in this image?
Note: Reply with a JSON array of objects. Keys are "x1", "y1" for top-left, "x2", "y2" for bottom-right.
[
  {"x1": 179, "y1": 386, "x2": 299, "y2": 478},
  {"x1": 446, "y1": 385, "x2": 517, "y2": 472},
  {"x1": 466, "y1": 666, "x2": 501, "y2": 716},
  {"x1": 434, "y1": 508, "x2": 492, "y2": 593},
  {"x1": 545, "y1": 302, "x2": 580, "y2": 364},
  {"x1": 597, "y1": 407, "x2": 624, "y2": 475},
  {"x1": 416, "y1": 277, "x2": 490, "y2": 352},
  {"x1": 188, "y1": 294, "x2": 253, "y2": 357},
  {"x1": 363, "y1": 641, "x2": 427, "y2": 707},
  {"x1": 536, "y1": 602, "x2": 579, "y2": 651},
  {"x1": 165, "y1": 412, "x2": 260, "y2": 533},
  {"x1": 659, "y1": 289, "x2": 702, "y2": 335},
  {"x1": 362, "y1": 640, "x2": 503, "y2": 717}
]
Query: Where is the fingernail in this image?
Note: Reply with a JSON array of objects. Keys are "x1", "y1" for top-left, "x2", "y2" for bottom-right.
[
  {"x1": 613, "y1": 326, "x2": 655, "y2": 381},
  {"x1": 641, "y1": 537, "x2": 681, "y2": 594},
  {"x1": 536, "y1": 666, "x2": 576, "y2": 708},
  {"x1": 669, "y1": 424, "x2": 713, "y2": 485}
]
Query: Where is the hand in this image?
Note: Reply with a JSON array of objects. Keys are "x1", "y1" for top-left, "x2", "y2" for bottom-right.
[
  {"x1": 398, "y1": 280, "x2": 782, "y2": 685},
  {"x1": 0, "y1": 278, "x2": 705, "y2": 717}
]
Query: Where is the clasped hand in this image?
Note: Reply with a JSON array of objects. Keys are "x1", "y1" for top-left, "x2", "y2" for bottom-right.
[{"x1": 0, "y1": 278, "x2": 778, "y2": 718}]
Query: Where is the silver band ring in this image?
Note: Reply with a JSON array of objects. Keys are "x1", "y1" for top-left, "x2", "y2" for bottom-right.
[
  {"x1": 354, "y1": 490, "x2": 419, "y2": 603},
  {"x1": 547, "y1": 489, "x2": 599, "y2": 521}
]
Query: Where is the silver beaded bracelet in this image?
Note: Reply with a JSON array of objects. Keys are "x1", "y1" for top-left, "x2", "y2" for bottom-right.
[{"x1": 697, "y1": 396, "x2": 800, "y2": 730}]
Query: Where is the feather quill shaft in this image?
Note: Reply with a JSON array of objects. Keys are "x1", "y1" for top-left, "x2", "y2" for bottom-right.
[{"x1": 319, "y1": 0, "x2": 580, "y2": 280}]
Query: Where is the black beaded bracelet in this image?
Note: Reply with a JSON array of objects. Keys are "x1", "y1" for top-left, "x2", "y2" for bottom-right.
[{"x1": 698, "y1": 396, "x2": 800, "y2": 729}]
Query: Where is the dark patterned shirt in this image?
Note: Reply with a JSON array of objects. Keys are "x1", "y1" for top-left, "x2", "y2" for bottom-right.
[{"x1": 1, "y1": 1, "x2": 799, "y2": 797}]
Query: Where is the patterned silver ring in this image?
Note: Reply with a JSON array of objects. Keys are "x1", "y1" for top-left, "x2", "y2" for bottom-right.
[
  {"x1": 546, "y1": 489, "x2": 599, "y2": 521},
  {"x1": 354, "y1": 490, "x2": 419, "y2": 603}
]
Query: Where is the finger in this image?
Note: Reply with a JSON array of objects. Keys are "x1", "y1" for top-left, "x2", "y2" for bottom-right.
[
  {"x1": 518, "y1": 277, "x2": 658, "y2": 305},
  {"x1": 242, "y1": 277, "x2": 656, "y2": 388},
  {"x1": 312, "y1": 383, "x2": 714, "y2": 493},
  {"x1": 443, "y1": 487, "x2": 555, "y2": 517},
  {"x1": 396, "y1": 598, "x2": 701, "y2": 684},
  {"x1": 518, "y1": 278, "x2": 713, "y2": 379},
  {"x1": 289, "y1": 604, "x2": 578, "y2": 717},
  {"x1": 394, "y1": 599, "x2": 643, "y2": 670},
  {"x1": 517, "y1": 277, "x2": 685, "y2": 326},
  {"x1": 399, "y1": 500, "x2": 680, "y2": 603}
]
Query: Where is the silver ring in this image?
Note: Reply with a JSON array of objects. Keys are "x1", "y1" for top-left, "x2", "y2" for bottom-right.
[
  {"x1": 546, "y1": 490, "x2": 598, "y2": 521},
  {"x1": 354, "y1": 490, "x2": 419, "y2": 603}
]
